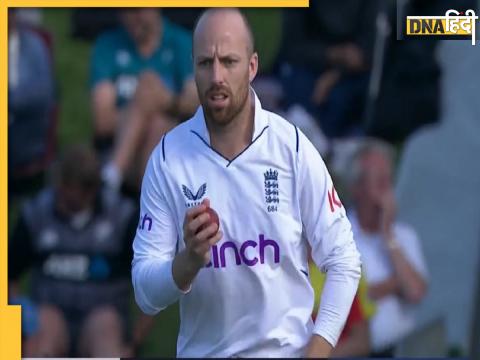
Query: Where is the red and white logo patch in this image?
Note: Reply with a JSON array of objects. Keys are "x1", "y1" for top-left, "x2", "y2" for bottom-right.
[{"x1": 327, "y1": 185, "x2": 342, "y2": 213}]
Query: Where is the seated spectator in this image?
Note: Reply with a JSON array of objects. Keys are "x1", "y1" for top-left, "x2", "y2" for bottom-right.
[
  {"x1": 8, "y1": 144, "x2": 152, "y2": 357},
  {"x1": 8, "y1": 8, "x2": 55, "y2": 199},
  {"x1": 278, "y1": 0, "x2": 378, "y2": 138},
  {"x1": 346, "y1": 139, "x2": 428, "y2": 356},
  {"x1": 309, "y1": 255, "x2": 374, "y2": 357},
  {"x1": 90, "y1": 8, "x2": 198, "y2": 190}
]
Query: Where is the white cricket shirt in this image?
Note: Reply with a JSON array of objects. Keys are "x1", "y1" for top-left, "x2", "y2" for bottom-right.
[{"x1": 132, "y1": 92, "x2": 361, "y2": 357}]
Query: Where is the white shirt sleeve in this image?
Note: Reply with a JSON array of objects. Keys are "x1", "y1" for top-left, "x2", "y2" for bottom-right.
[
  {"x1": 296, "y1": 130, "x2": 361, "y2": 347},
  {"x1": 131, "y1": 147, "x2": 187, "y2": 315}
]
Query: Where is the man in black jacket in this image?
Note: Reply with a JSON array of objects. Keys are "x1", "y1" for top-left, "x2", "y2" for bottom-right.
[{"x1": 279, "y1": 0, "x2": 379, "y2": 138}]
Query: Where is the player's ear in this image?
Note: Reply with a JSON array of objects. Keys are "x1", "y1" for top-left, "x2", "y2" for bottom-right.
[{"x1": 249, "y1": 52, "x2": 258, "y2": 83}]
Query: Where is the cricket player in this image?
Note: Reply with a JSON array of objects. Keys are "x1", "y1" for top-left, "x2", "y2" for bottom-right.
[{"x1": 132, "y1": 8, "x2": 361, "y2": 357}]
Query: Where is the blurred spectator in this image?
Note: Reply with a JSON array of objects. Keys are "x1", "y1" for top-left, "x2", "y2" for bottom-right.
[
  {"x1": 309, "y1": 256, "x2": 374, "y2": 357},
  {"x1": 15, "y1": 8, "x2": 43, "y2": 26},
  {"x1": 90, "y1": 8, "x2": 198, "y2": 191},
  {"x1": 278, "y1": 0, "x2": 378, "y2": 138},
  {"x1": 8, "y1": 144, "x2": 151, "y2": 357},
  {"x1": 346, "y1": 139, "x2": 428, "y2": 356},
  {"x1": 365, "y1": 0, "x2": 441, "y2": 142},
  {"x1": 366, "y1": 0, "x2": 476, "y2": 143},
  {"x1": 8, "y1": 8, "x2": 56, "y2": 200}
]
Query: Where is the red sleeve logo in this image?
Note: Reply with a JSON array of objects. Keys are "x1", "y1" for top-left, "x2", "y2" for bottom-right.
[{"x1": 327, "y1": 185, "x2": 343, "y2": 213}]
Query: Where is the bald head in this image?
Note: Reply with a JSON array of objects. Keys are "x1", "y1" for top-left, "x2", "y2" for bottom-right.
[{"x1": 193, "y1": 8, "x2": 255, "y2": 57}]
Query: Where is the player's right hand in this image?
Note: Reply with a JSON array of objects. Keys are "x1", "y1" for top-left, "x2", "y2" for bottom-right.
[{"x1": 182, "y1": 199, "x2": 222, "y2": 267}]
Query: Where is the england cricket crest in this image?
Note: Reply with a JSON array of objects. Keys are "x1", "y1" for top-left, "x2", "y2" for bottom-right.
[{"x1": 264, "y1": 168, "x2": 279, "y2": 213}]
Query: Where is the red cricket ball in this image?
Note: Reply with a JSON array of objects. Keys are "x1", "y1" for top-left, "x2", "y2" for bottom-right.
[{"x1": 198, "y1": 207, "x2": 220, "y2": 232}]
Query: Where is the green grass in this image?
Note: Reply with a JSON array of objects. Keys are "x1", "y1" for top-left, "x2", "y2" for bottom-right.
[
  {"x1": 244, "y1": 8, "x2": 282, "y2": 74},
  {"x1": 134, "y1": 303, "x2": 180, "y2": 357},
  {"x1": 43, "y1": 8, "x2": 93, "y2": 148}
]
